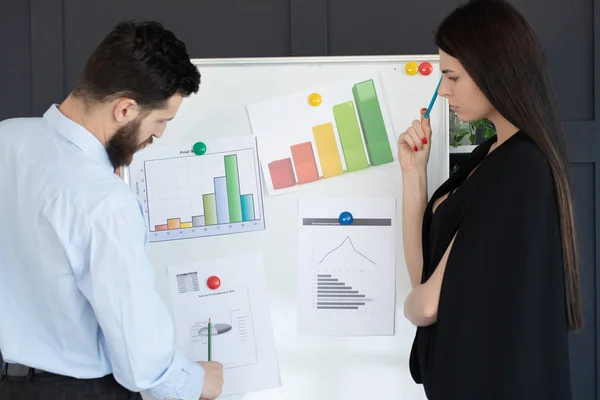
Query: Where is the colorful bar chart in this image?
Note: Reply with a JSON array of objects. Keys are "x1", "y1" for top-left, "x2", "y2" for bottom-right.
[
  {"x1": 259, "y1": 78, "x2": 394, "y2": 193},
  {"x1": 146, "y1": 152, "x2": 259, "y2": 232},
  {"x1": 130, "y1": 135, "x2": 265, "y2": 242}
]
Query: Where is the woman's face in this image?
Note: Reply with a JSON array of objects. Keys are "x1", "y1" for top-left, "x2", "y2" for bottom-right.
[{"x1": 438, "y1": 49, "x2": 495, "y2": 122}]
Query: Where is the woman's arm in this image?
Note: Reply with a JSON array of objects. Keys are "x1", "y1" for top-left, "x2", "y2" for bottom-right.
[
  {"x1": 402, "y1": 168, "x2": 429, "y2": 288},
  {"x1": 404, "y1": 233, "x2": 457, "y2": 326}
]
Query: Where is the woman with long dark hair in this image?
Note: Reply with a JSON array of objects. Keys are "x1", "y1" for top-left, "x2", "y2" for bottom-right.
[{"x1": 397, "y1": 0, "x2": 583, "y2": 398}]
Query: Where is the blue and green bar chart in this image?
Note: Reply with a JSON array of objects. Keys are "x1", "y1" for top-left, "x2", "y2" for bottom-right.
[
  {"x1": 152, "y1": 154, "x2": 257, "y2": 232},
  {"x1": 136, "y1": 137, "x2": 265, "y2": 241}
]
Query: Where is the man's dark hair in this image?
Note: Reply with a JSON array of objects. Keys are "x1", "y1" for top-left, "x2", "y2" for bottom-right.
[{"x1": 73, "y1": 20, "x2": 200, "y2": 110}]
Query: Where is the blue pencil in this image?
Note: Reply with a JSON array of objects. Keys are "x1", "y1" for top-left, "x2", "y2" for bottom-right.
[{"x1": 424, "y1": 76, "x2": 443, "y2": 119}]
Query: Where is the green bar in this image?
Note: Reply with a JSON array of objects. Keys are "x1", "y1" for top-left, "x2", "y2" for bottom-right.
[
  {"x1": 224, "y1": 155, "x2": 243, "y2": 223},
  {"x1": 352, "y1": 79, "x2": 393, "y2": 166},
  {"x1": 203, "y1": 194, "x2": 217, "y2": 226},
  {"x1": 333, "y1": 101, "x2": 369, "y2": 171}
]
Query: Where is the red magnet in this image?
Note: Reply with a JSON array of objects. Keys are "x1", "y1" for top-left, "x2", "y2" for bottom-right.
[
  {"x1": 418, "y1": 62, "x2": 433, "y2": 76},
  {"x1": 207, "y1": 276, "x2": 221, "y2": 290}
]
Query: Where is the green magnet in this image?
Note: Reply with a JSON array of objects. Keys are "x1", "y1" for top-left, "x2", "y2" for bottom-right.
[{"x1": 193, "y1": 142, "x2": 207, "y2": 155}]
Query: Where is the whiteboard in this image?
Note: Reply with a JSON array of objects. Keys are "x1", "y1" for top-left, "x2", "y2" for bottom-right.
[{"x1": 131, "y1": 55, "x2": 449, "y2": 400}]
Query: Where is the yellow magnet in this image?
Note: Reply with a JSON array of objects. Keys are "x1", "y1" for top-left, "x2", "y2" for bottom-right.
[
  {"x1": 405, "y1": 61, "x2": 419, "y2": 76},
  {"x1": 308, "y1": 92, "x2": 322, "y2": 106}
]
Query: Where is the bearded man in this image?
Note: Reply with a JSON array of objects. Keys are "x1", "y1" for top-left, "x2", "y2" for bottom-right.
[{"x1": 0, "y1": 20, "x2": 223, "y2": 400}]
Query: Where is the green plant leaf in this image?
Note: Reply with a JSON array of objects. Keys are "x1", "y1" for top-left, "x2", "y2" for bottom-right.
[
  {"x1": 483, "y1": 128, "x2": 496, "y2": 139},
  {"x1": 456, "y1": 129, "x2": 469, "y2": 138},
  {"x1": 450, "y1": 127, "x2": 471, "y2": 147}
]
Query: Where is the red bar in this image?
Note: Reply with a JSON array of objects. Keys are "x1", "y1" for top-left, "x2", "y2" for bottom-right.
[
  {"x1": 268, "y1": 158, "x2": 296, "y2": 189},
  {"x1": 290, "y1": 142, "x2": 319, "y2": 184},
  {"x1": 155, "y1": 224, "x2": 168, "y2": 231}
]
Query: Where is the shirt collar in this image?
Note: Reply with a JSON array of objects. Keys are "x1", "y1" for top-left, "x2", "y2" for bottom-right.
[{"x1": 43, "y1": 104, "x2": 113, "y2": 172}]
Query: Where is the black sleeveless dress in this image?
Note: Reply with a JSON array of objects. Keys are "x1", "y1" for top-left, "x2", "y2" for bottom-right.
[{"x1": 409, "y1": 132, "x2": 573, "y2": 400}]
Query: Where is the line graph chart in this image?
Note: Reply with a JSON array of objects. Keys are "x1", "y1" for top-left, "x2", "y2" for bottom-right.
[{"x1": 318, "y1": 236, "x2": 376, "y2": 265}]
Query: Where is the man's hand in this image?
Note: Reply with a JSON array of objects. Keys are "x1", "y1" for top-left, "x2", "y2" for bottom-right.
[{"x1": 197, "y1": 361, "x2": 224, "y2": 399}]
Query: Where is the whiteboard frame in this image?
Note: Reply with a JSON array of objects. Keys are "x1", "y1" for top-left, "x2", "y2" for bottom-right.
[{"x1": 189, "y1": 54, "x2": 442, "y2": 65}]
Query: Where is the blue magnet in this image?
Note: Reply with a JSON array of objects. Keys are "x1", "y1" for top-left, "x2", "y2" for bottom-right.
[
  {"x1": 339, "y1": 211, "x2": 353, "y2": 225},
  {"x1": 193, "y1": 142, "x2": 207, "y2": 156}
]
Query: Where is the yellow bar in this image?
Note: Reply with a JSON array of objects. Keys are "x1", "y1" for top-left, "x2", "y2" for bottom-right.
[
  {"x1": 167, "y1": 218, "x2": 181, "y2": 230},
  {"x1": 180, "y1": 222, "x2": 193, "y2": 229},
  {"x1": 312, "y1": 123, "x2": 343, "y2": 178}
]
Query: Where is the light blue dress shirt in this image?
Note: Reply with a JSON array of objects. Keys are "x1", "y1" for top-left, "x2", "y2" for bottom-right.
[{"x1": 0, "y1": 105, "x2": 205, "y2": 399}]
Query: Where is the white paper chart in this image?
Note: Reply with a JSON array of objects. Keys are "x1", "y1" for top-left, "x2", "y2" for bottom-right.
[
  {"x1": 186, "y1": 285, "x2": 258, "y2": 369},
  {"x1": 127, "y1": 135, "x2": 265, "y2": 242},
  {"x1": 167, "y1": 253, "x2": 281, "y2": 397},
  {"x1": 246, "y1": 75, "x2": 397, "y2": 196},
  {"x1": 298, "y1": 198, "x2": 396, "y2": 336}
]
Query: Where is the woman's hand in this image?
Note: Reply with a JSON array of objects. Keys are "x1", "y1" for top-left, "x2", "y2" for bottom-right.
[{"x1": 397, "y1": 108, "x2": 432, "y2": 172}]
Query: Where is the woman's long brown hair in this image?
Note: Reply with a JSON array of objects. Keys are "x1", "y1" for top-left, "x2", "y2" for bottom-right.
[{"x1": 436, "y1": 0, "x2": 583, "y2": 332}]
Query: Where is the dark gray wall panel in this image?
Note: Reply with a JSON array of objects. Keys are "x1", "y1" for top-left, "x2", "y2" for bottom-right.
[
  {"x1": 508, "y1": 0, "x2": 594, "y2": 122},
  {"x1": 0, "y1": 0, "x2": 31, "y2": 369},
  {"x1": 290, "y1": 0, "x2": 328, "y2": 56},
  {"x1": 327, "y1": 0, "x2": 451, "y2": 55},
  {"x1": 569, "y1": 162, "x2": 596, "y2": 400},
  {"x1": 62, "y1": 0, "x2": 290, "y2": 93},
  {"x1": 0, "y1": 0, "x2": 31, "y2": 119},
  {"x1": 31, "y1": 0, "x2": 64, "y2": 115}
]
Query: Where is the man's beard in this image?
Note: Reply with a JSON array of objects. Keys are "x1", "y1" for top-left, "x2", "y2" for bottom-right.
[{"x1": 106, "y1": 118, "x2": 153, "y2": 170}]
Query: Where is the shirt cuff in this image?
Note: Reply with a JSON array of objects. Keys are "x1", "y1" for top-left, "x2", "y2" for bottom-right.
[{"x1": 147, "y1": 350, "x2": 204, "y2": 400}]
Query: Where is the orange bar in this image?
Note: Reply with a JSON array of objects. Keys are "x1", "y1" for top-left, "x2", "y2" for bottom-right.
[
  {"x1": 167, "y1": 218, "x2": 181, "y2": 230},
  {"x1": 290, "y1": 142, "x2": 319, "y2": 184}
]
